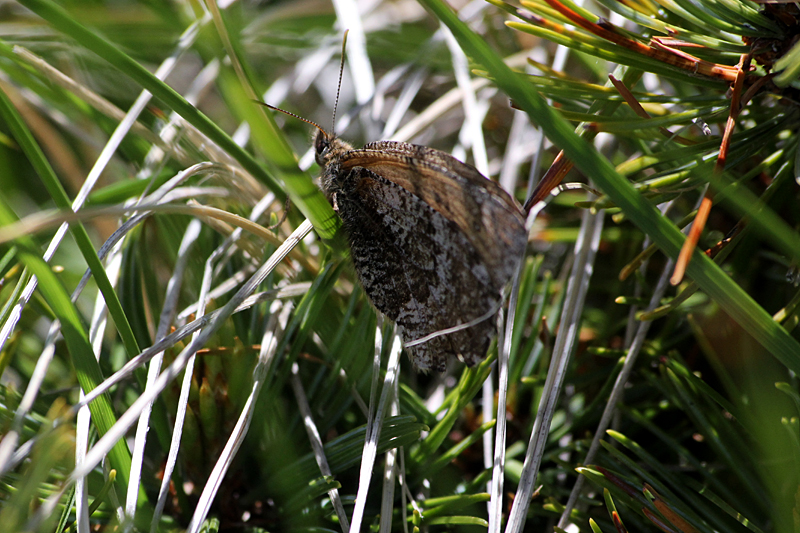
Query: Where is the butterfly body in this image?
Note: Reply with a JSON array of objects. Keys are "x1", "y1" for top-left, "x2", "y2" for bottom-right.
[{"x1": 317, "y1": 132, "x2": 527, "y2": 371}]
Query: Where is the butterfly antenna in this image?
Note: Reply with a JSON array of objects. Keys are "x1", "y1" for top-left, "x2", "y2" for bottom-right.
[
  {"x1": 331, "y1": 29, "x2": 349, "y2": 136},
  {"x1": 254, "y1": 101, "x2": 330, "y2": 137}
]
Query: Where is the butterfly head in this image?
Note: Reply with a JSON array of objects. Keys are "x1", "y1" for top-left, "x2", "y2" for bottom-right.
[
  {"x1": 314, "y1": 128, "x2": 353, "y2": 167},
  {"x1": 314, "y1": 129, "x2": 333, "y2": 167}
]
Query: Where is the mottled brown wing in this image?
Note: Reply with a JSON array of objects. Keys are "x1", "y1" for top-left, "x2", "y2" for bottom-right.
[
  {"x1": 333, "y1": 165, "x2": 502, "y2": 371},
  {"x1": 339, "y1": 142, "x2": 527, "y2": 289}
]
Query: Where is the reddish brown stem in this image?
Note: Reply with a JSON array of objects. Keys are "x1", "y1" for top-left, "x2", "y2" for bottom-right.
[
  {"x1": 671, "y1": 54, "x2": 749, "y2": 284},
  {"x1": 523, "y1": 152, "x2": 574, "y2": 212},
  {"x1": 541, "y1": 0, "x2": 740, "y2": 82}
]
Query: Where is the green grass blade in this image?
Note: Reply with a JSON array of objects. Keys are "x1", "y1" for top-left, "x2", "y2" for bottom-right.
[
  {"x1": 0, "y1": 83, "x2": 140, "y2": 362},
  {"x1": 0, "y1": 199, "x2": 135, "y2": 500},
  {"x1": 17, "y1": 0, "x2": 338, "y2": 240}
]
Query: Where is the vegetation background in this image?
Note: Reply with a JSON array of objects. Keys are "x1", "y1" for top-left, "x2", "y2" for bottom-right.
[{"x1": 0, "y1": 0, "x2": 799, "y2": 532}]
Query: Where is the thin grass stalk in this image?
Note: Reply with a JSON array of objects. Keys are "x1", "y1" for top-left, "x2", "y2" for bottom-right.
[
  {"x1": 506, "y1": 208, "x2": 604, "y2": 533},
  {"x1": 349, "y1": 319, "x2": 385, "y2": 532},
  {"x1": 126, "y1": 220, "x2": 202, "y2": 523},
  {"x1": 379, "y1": 377, "x2": 401, "y2": 533},
  {"x1": 504, "y1": 21, "x2": 578, "y2": 507},
  {"x1": 443, "y1": 23, "x2": 490, "y2": 174},
  {"x1": 350, "y1": 332, "x2": 403, "y2": 533},
  {"x1": 187, "y1": 301, "x2": 293, "y2": 533},
  {"x1": 398, "y1": 448, "x2": 412, "y2": 533},
  {"x1": 150, "y1": 332, "x2": 197, "y2": 532},
  {"x1": 74, "y1": 397, "x2": 90, "y2": 533},
  {"x1": 490, "y1": 251, "x2": 527, "y2": 531},
  {"x1": 291, "y1": 361, "x2": 351, "y2": 532},
  {"x1": 11, "y1": 45, "x2": 171, "y2": 151},
  {"x1": 380, "y1": 65, "x2": 425, "y2": 139},
  {"x1": 331, "y1": 0, "x2": 376, "y2": 111},
  {"x1": 76, "y1": 245, "x2": 125, "y2": 533},
  {"x1": 149, "y1": 212, "x2": 258, "y2": 531},
  {"x1": 488, "y1": 309, "x2": 508, "y2": 533},
  {"x1": 483, "y1": 361, "x2": 495, "y2": 509},
  {"x1": 558, "y1": 256, "x2": 674, "y2": 528}
]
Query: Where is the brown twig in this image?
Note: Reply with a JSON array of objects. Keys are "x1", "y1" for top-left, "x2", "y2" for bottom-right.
[
  {"x1": 542, "y1": 0, "x2": 740, "y2": 82},
  {"x1": 523, "y1": 152, "x2": 574, "y2": 212},
  {"x1": 671, "y1": 53, "x2": 749, "y2": 285}
]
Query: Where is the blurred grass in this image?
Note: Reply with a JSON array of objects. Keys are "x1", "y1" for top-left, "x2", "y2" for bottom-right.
[{"x1": 0, "y1": 0, "x2": 798, "y2": 532}]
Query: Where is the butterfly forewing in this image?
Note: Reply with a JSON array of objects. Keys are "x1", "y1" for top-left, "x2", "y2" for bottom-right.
[{"x1": 339, "y1": 143, "x2": 526, "y2": 290}]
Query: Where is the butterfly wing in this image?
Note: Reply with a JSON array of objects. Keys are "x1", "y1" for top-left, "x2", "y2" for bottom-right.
[
  {"x1": 332, "y1": 165, "x2": 503, "y2": 371},
  {"x1": 340, "y1": 142, "x2": 527, "y2": 289}
]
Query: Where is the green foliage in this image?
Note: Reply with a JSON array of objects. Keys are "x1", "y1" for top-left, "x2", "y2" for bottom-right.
[{"x1": 0, "y1": 0, "x2": 798, "y2": 532}]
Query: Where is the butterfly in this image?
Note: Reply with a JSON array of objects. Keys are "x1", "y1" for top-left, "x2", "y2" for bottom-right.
[
  {"x1": 314, "y1": 133, "x2": 527, "y2": 371},
  {"x1": 263, "y1": 36, "x2": 527, "y2": 371}
]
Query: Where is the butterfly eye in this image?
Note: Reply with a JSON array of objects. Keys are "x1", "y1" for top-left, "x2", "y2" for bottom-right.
[{"x1": 314, "y1": 131, "x2": 330, "y2": 166}]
